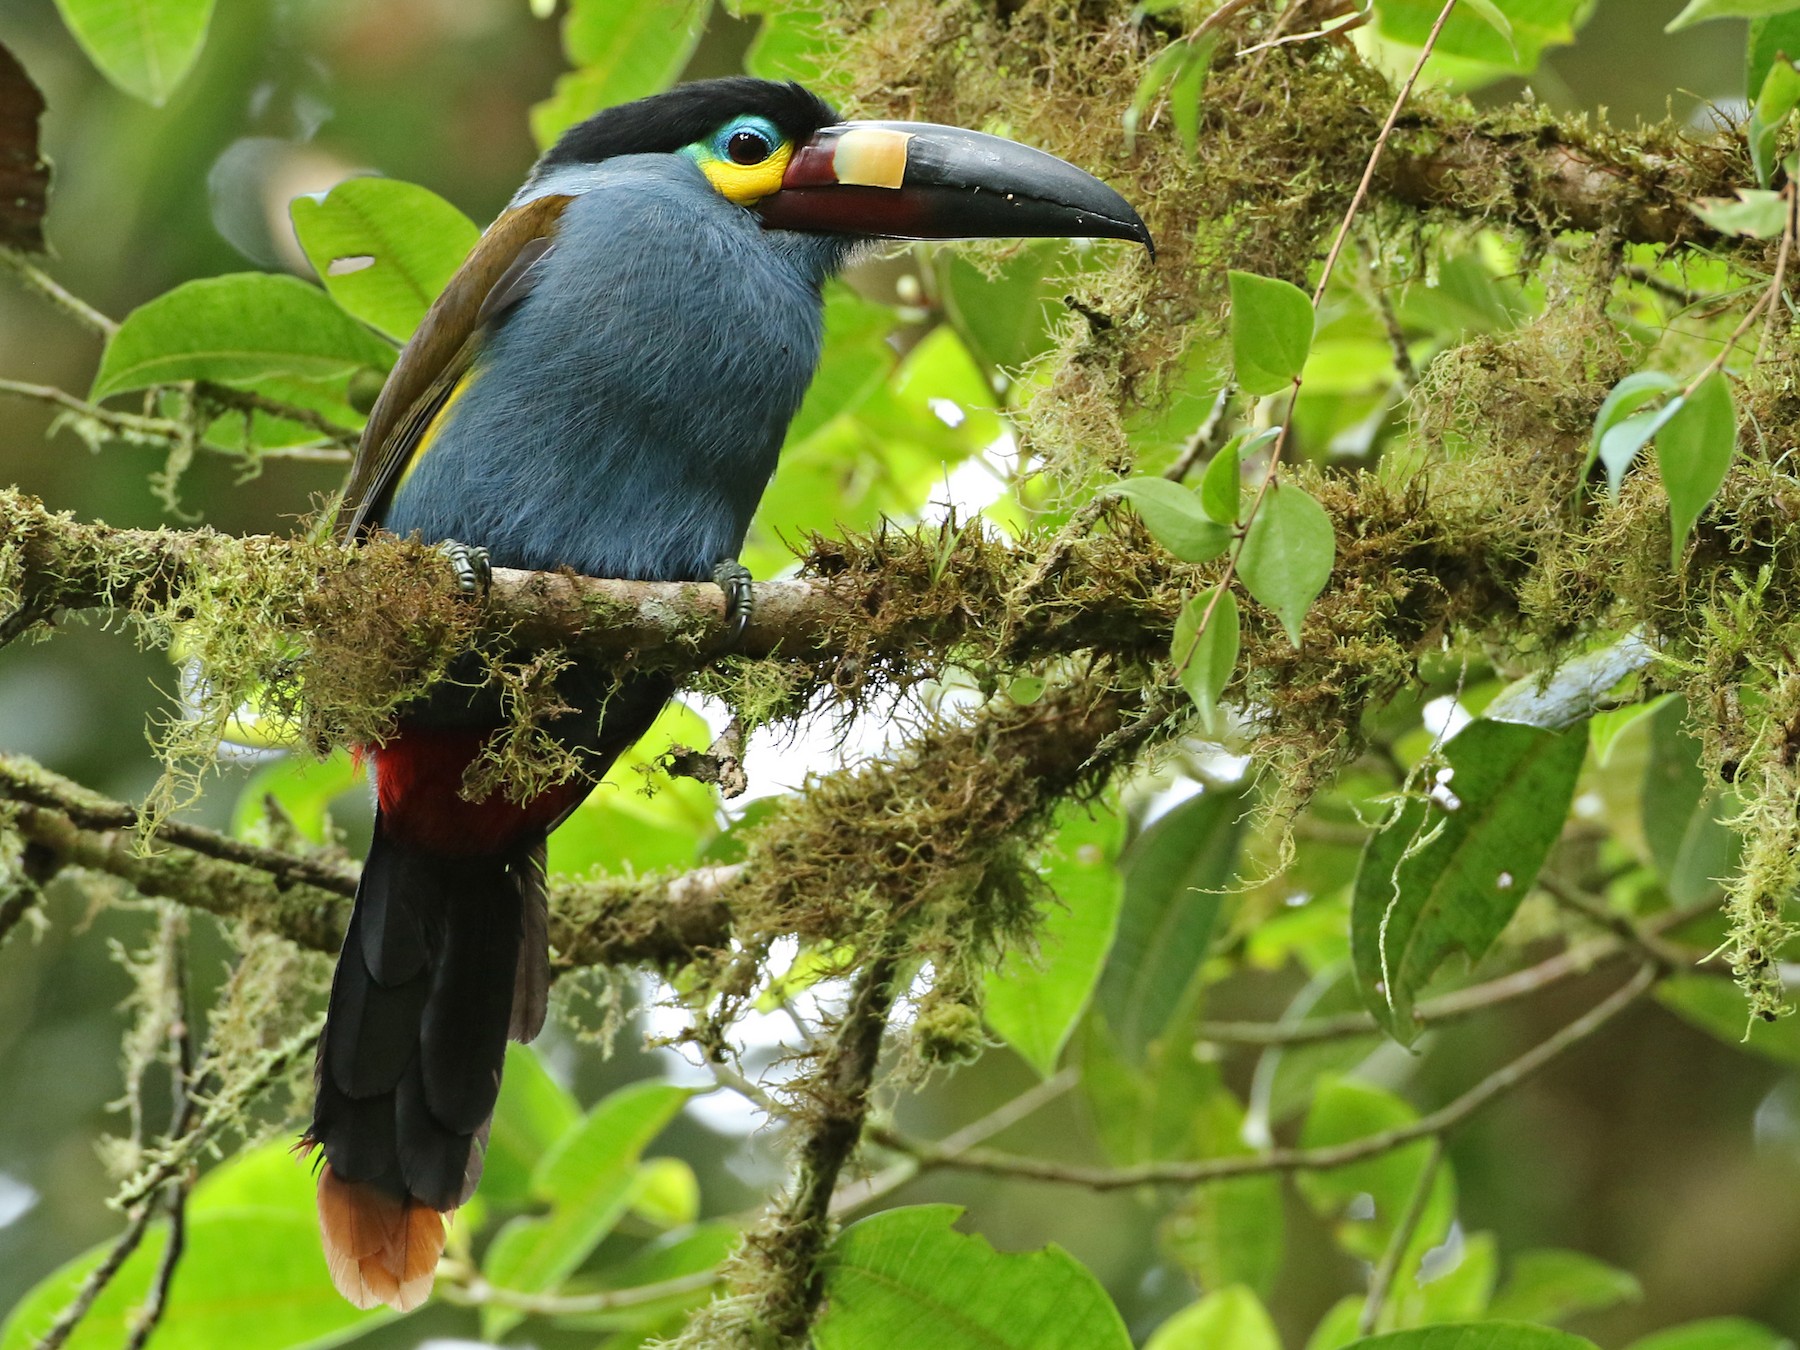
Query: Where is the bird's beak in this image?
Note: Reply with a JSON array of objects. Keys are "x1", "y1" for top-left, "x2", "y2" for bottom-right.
[{"x1": 755, "y1": 122, "x2": 1154, "y2": 256}]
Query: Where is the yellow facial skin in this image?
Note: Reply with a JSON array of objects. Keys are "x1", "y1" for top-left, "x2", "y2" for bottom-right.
[{"x1": 697, "y1": 141, "x2": 794, "y2": 206}]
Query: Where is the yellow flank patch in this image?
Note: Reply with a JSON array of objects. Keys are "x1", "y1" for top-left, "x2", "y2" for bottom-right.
[
  {"x1": 394, "y1": 372, "x2": 475, "y2": 494},
  {"x1": 832, "y1": 128, "x2": 911, "y2": 190},
  {"x1": 699, "y1": 142, "x2": 794, "y2": 206}
]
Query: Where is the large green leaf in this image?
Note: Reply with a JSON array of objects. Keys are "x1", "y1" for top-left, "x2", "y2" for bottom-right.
[
  {"x1": 1351, "y1": 719, "x2": 1588, "y2": 1042},
  {"x1": 92, "y1": 273, "x2": 395, "y2": 400},
  {"x1": 1162, "y1": 1094, "x2": 1285, "y2": 1299},
  {"x1": 532, "y1": 0, "x2": 710, "y2": 147},
  {"x1": 481, "y1": 1081, "x2": 692, "y2": 1338},
  {"x1": 1146, "y1": 1286, "x2": 1282, "y2": 1350},
  {"x1": 1657, "y1": 975, "x2": 1800, "y2": 1064},
  {"x1": 290, "y1": 177, "x2": 480, "y2": 342},
  {"x1": 814, "y1": 1205, "x2": 1131, "y2": 1350},
  {"x1": 985, "y1": 801, "x2": 1127, "y2": 1075},
  {"x1": 1344, "y1": 1326, "x2": 1598, "y2": 1350},
  {"x1": 482, "y1": 1042, "x2": 583, "y2": 1208},
  {"x1": 52, "y1": 0, "x2": 213, "y2": 105},
  {"x1": 1097, "y1": 786, "x2": 1247, "y2": 1059},
  {"x1": 1, "y1": 1166, "x2": 388, "y2": 1350}
]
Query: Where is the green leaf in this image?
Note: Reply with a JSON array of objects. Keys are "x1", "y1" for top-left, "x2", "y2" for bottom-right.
[
  {"x1": 1125, "y1": 41, "x2": 1194, "y2": 152},
  {"x1": 1373, "y1": 0, "x2": 1588, "y2": 80},
  {"x1": 1146, "y1": 1286, "x2": 1282, "y2": 1350},
  {"x1": 1238, "y1": 480, "x2": 1335, "y2": 645},
  {"x1": 1296, "y1": 1079, "x2": 1454, "y2": 1263},
  {"x1": 0, "y1": 1212, "x2": 388, "y2": 1350},
  {"x1": 1097, "y1": 786, "x2": 1248, "y2": 1060},
  {"x1": 1350, "y1": 720, "x2": 1589, "y2": 1043},
  {"x1": 1169, "y1": 36, "x2": 1214, "y2": 158},
  {"x1": 815, "y1": 1205, "x2": 1132, "y2": 1350},
  {"x1": 1162, "y1": 1095, "x2": 1285, "y2": 1299},
  {"x1": 1657, "y1": 975, "x2": 1800, "y2": 1064},
  {"x1": 630, "y1": 1157, "x2": 701, "y2": 1228},
  {"x1": 1108, "y1": 477, "x2": 1233, "y2": 562},
  {"x1": 531, "y1": 0, "x2": 710, "y2": 147},
  {"x1": 1590, "y1": 694, "x2": 1675, "y2": 768},
  {"x1": 1627, "y1": 1320, "x2": 1797, "y2": 1350},
  {"x1": 1172, "y1": 584, "x2": 1240, "y2": 725},
  {"x1": 783, "y1": 283, "x2": 897, "y2": 447},
  {"x1": 1693, "y1": 189, "x2": 1791, "y2": 238},
  {"x1": 1487, "y1": 1249, "x2": 1642, "y2": 1324},
  {"x1": 1458, "y1": 0, "x2": 1518, "y2": 55},
  {"x1": 1588, "y1": 370, "x2": 1680, "y2": 496},
  {"x1": 481, "y1": 1081, "x2": 692, "y2": 1338},
  {"x1": 1750, "y1": 59, "x2": 1800, "y2": 184},
  {"x1": 1344, "y1": 1326, "x2": 1599, "y2": 1350},
  {"x1": 51, "y1": 0, "x2": 213, "y2": 105},
  {"x1": 1668, "y1": 0, "x2": 1800, "y2": 32},
  {"x1": 482, "y1": 1042, "x2": 582, "y2": 1208},
  {"x1": 1229, "y1": 270, "x2": 1316, "y2": 395},
  {"x1": 938, "y1": 241, "x2": 1061, "y2": 374},
  {"x1": 984, "y1": 801, "x2": 1127, "y2": 1075},
  {"x1": 92, "y1": 273, "x2": 395, "y2": 400},
  {"x1": 230, "y1": 749, "x2": 361, "y2": 845},
  {"x1": 1641, "y1": 699, "x2": 1740, "y2": 906},
  {"x1": 290, "y1": 177, "x2": 480, "y2": 342},
  {"x1": 548, "y1": 702, "x2": 720, "y2": 875},
  {"x1": 1200, "y1": 433, "x2": 1249, "y2": 523},
  {"x1": 1657, "y1": 373, "x2": 1736, "y2": 566},
  {"x1": 1748, "y1": 14, "x2": 1800, "y2": 103}
]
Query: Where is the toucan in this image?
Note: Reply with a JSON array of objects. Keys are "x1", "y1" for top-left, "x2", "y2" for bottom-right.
[{"x1": 306, "y1": 75, "x2": 1150, "y2": 1311}]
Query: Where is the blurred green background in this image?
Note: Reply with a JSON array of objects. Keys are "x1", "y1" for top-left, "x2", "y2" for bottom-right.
[{"x1": 1, "y1": 1, "x2": 1793, "y2": 1346}]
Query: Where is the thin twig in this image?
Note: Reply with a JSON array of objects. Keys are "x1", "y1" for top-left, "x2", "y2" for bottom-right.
[
  {"x1": 444, "y1": 1266, "x2": 720, "y2": 1316},
  {"x1": 1197, "y1": 935, "x2": 1629, "y2": 1046},
  {"x1": 1535, "y1": 869, "x2": 1715, "y2": 974},
  {"x1": 1164, "y1": 385, "x2": 1237, "y2": 482},
  {"x1": 843, "y1": 1069, "x2": 1078, "y2": 1215},
  {"x1": 1358, "y1": 1137, "x2": 1444, "y2": 1335},
  {"x1": 31, "y1": 1203, "x2": 158, "y2": 1350},
  {"x1": 0, "y1": 251, "x2": 116, "y2": 335},
  {"x1": 0, "y1": 378, "x2": 353, "y2": 461},
  {"x1": 896, "y1": 965, "x2": 1657, "y2": 1189}
]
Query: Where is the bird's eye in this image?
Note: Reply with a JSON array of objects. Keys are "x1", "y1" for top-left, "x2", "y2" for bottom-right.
[{"x1": 725, "y1": 127, "x2": 773, "y2": 165}]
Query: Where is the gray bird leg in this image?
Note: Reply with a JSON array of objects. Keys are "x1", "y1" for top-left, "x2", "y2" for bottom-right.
[
  {"x1": 712, "y1": 559, "x2": 753, "y2": 649},
  {"x1": 439, "y1": 541, "x2": 492, "y2": 598}
]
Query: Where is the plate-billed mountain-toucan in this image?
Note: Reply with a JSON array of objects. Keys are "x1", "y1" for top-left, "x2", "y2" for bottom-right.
[{"x1": 307, "y1": 75, "x2": 1150, "y2": 1311}]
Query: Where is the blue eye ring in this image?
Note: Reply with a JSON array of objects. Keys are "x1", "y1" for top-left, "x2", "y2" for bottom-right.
[{"x1": 717, "y1": 116, "x2": 779, "y2": 166}]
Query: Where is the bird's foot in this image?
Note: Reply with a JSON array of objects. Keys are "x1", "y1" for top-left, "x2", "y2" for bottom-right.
[
  {"x1": 711, "y1": 559, "x2": 753, "y2": 650},
  {"x1": 439, "y1": 541, "x2": 492, "y2": 598}
]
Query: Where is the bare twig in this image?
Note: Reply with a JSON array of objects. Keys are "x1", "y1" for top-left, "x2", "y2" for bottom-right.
[
  {"x1": 444, "y1": 1265, "x2": 720, "y2": 1316},
  {"x1": 0, "y1": 251, "x2": 116, "y2": 335},
  {"x1": 844, "y1": 1069, "x2": 1078, "y2": 1215},
  {"x1": 895, "y1": 965, "x2": 1657, "y2": 1189},
  {"x1": 30, "y1": 1202, "x2": 159, "y2": 1350}
]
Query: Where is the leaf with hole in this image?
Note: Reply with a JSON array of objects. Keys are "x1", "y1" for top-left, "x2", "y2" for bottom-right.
[
  {"x1": 1229, "y1": 271, "x2": 1315, "y2": 395},
  {"x1": 290, "y1": 177, "x2": 479, "y2": 342}
]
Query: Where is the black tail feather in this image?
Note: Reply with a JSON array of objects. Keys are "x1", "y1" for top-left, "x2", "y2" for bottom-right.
[{"x1": 311, "y1": 816, "x2": 546, "y2": 1216}]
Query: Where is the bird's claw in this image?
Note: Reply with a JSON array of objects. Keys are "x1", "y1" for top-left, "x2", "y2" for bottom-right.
[
  {"x1": 440, "y1": 541, "x2": 492, "y2": 598},
  {"x1": 712, "y1": 559, "x2": 753, "y2": 650}
]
